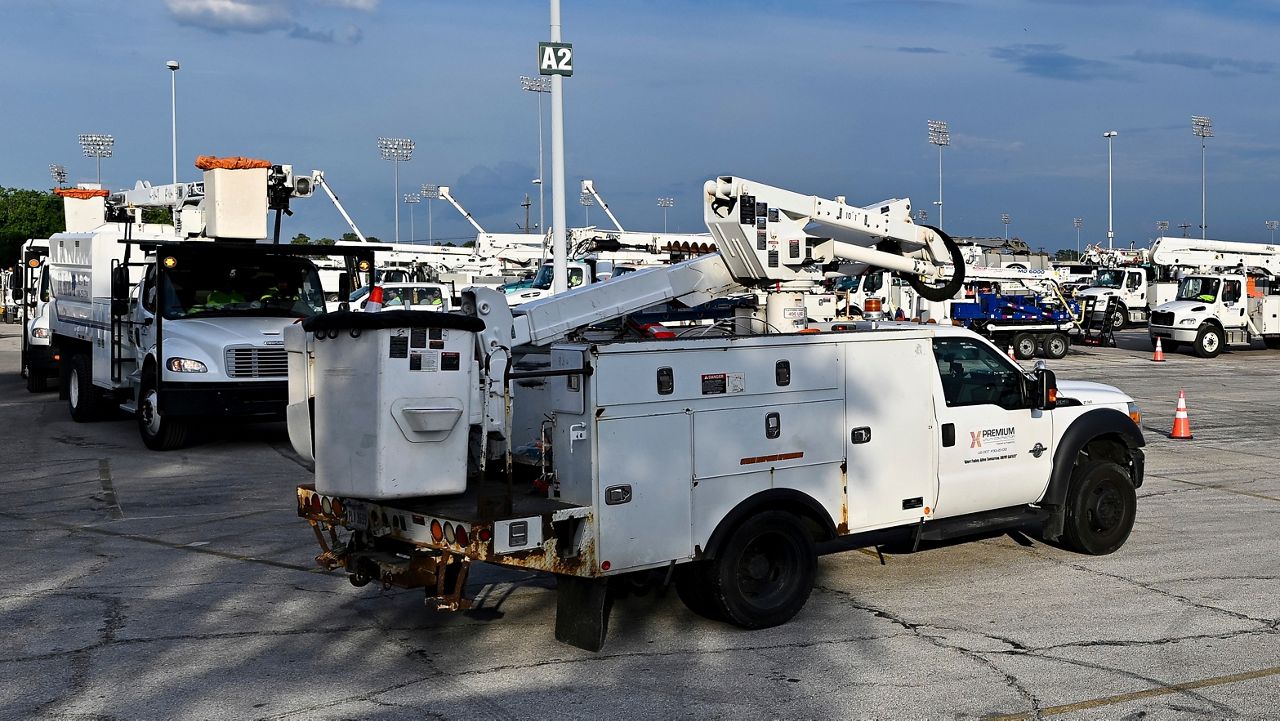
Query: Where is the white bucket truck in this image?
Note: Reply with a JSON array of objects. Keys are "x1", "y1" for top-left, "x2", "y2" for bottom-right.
[
  {"x1": 289, "y1": 177, "x2": 1144, "y2": 651},
  {"x1": 48, "y1": 162, "x2": 379, "y2": 450},
  {"x1": 11, "y1": 238, "x2": 55, "y2": 391}
]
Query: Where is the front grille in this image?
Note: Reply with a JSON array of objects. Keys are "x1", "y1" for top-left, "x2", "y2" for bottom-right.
[
  {"x1": 225, "y1": 347, "x2": 288, "y2": 378},
  {"x1": 1150, "y1": 311, "x2": 1174, "y2": 326}
]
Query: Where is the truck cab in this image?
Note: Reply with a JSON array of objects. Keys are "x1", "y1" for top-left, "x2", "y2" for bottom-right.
[
  {"x1": 504, "y1": 259, "x2": 635, "y2": 306},
  {"x1": 1148, "y1": 272, "x2": 1279, "y2": 357},
  {"x1": 1076, "y1": 267, "x2": 1149, "y2": 328},
  {"x1": 13, "y1": 242, "x2": 56, "y2": 392}
]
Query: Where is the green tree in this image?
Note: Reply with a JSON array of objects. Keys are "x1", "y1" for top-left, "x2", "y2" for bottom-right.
[
  {"x1": 1055, "y1": 248, "x2": 1081, "y2": 261},
  {"x1": 0, "y1": 187, "x2": 64, "y2": 266},
  {"x1": 341, "y1": 232, "x2": 360, "y2": 242},
  {"x1": 315, "y1": 237, "x2": 336, "y2": 246},
  {"x1": 291, "y1": 232, "x2": 312, "y2": 245},
  {"x1": 365, "y1": 235, "x2": 381, "y2": 243},
  {"x1": 141, "y1": 207, "x2": 173, "y2": 225}
]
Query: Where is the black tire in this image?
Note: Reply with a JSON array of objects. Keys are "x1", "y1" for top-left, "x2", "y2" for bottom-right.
[
  {"x1": 1110, "y1": 304, "x2": 1127, "y2": 331},
  {"x1": 1193, "y1": 324, "x2": 1224, "y2": 359},
  {"x1": 137, "y1": 370, "x2": 190, "y2": 451},
  {"x1": 706, "y1": 511, "x2": 816, "y2": 629},
  {"x1": 1061, "y1": 460, "x2": 1137, "y2": 556},
  {"x1": 674, "y1": 561, "x2": 723, "y2": 621},
  {"x1": 67, "y1": 354, "x2": 102, "y2": 422},
  {"x1": 1013, "y1": 333, "x2": 1037, "y2": 360},
  {"x1": 1264, "y1": 337, "x2": 1280, "y2": 350},
  {"x1": 26, "y1": 368, "x2": 48, "y2": 393},
  {"x1": 1150, "y1": 337, "x2": 1180, "y2": 353},
  {"x1": 1044, "y1": 332, "x2": 1069, "y2": 360}
]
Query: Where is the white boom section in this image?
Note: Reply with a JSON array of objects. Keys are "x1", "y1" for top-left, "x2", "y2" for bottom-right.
[
  {"x1": 1082, "y1": 243, "x2": 1149, "y2": 267},
  {"x1": 1149, "y1": 236, "x2": 1280, "y2": 273},
  {"x1": 580, "y1": 179, "x2": 625, "y2": 232},
  {"x1": 703, "y1": 176, "x2": 954, "y2": 287},
  {"x1": 312, "y1": 172, "x2": 368, "y2": 242},
  {"x1": 438, "y1": 186, "x2": 487, "y2": 235}
]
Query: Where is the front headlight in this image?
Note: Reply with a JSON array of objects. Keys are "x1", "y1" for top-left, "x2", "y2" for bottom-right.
[
  {"x1": 1178, "y1": 317, "x2": 1197, "y2": 326},
  {"x1": 1127, "y1": 401, "x2": 1142, "y2": 426},
  {"x1": 31, "y1": 327, "x2": 49, "y2": 338},
  {"x1": 167, "y1": 357, "x2": 208, "y2": 373}
]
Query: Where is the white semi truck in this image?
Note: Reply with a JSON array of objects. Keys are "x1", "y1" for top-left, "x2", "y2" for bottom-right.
[
  {"x1": 48, "y1": 163, "x2": 379, "y2": 450},
  {"x1": 289, "y1": 176, "x2": 1145, "y2": 651}
]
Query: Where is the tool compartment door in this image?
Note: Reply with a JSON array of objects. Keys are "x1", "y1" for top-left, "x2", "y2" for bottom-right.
[
  {"x1": 843, "y1": 338, "x2": 938, "y2": 530},
  {"x1": 595, "y1": 413, "x2": 692, "y2": 570}
]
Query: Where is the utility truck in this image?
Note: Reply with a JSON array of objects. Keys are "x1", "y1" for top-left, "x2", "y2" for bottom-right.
[
  {"x1": 289, "y1": 176, "x2": 1144, "y2": 651},
  {"x1": 48, "y1": 160, "x2": 379, "y2": 450},
  {"x1": 11, "y1": 238, "x2": 56, "y2": 391}
]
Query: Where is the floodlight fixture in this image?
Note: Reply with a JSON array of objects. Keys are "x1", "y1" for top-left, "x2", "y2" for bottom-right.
[
  {"x1": 377, "y1": 137, "x2": 414, "y2": 241},
  {"x1": 927, "y1": 120, "x2": 949, "y2": 229},
  {"x1": 78, "y1": 133, "x2": 114, "y2": 185},
  {"x1": 1192, "y1": 115, "x2": 1213, "y2": 239},
  {"x1": 49, "y1": 164, "x2": 67, "y2": 188},
  {"x1": 420, "y1": 184, "x2": 441, "y2": 241}
]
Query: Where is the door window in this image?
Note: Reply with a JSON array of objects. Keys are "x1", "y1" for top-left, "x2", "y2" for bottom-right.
[
  {"x1": 932, "y1": 337, "x2": 1027, "y2": 411},
  {"x1": 1222, "y1": 280, "x2": 1241, "y2": 304}
]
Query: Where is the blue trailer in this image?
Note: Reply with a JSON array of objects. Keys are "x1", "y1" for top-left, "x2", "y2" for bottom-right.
[{"x1": 951, "y1": 291, "x2": 1079, "y2": 360}]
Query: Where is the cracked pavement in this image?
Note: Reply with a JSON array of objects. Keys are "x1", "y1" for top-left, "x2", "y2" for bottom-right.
[{"x1": 0, "y1": 326, "x2": 1277, "y2": 720}]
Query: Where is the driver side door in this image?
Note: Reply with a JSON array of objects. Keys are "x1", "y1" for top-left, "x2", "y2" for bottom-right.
[{"x1": 931, "y1": 337, "x2": 1053, "y2": 519}]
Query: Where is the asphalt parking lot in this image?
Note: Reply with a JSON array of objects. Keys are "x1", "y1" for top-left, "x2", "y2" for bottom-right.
[{"x1": 1, "y1": 325, "x2": 1277, "y2": 720}]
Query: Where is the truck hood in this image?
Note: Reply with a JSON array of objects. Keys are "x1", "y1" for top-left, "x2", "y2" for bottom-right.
[
  {"x1": 1057, "y1": 379, "x2": 1131, "y2": 406},
  {"x1": 1154, "y1": 299, "x2": 1210, "y2": 314},
  {"x1": 165, "y1": 315, "x2": 294, "y2": 346},
  {"x1": 1076, "y1": 287, "x2": 1119, "y2": 298}
]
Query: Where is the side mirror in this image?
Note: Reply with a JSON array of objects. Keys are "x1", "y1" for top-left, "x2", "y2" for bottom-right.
[
  {"x1": 10, "y1": 272, "x2": 23, "y2": 301},
  {"x1": 110, "y1": 266, "x2": 130, "y2": 317},
  {"x1": 1032, "y1": 367, "x2": 1057, "y2": 410},
  {"x1": 337, "y1": 272, "x2": 350, "y2": 296}
]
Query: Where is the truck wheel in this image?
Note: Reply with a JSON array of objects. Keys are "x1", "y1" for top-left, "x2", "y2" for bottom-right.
[
  {"x1": 26, "y1": 368, "x2": 48, "y2": 393},
  {"x1": 1109, "y1": 305, "x2": 1127, "y2": 331},
  {"x1": 674, "y1": 561, "x2": 723, "y2": 621},
  {"x1": 1264, "y1": 337, "x2": 1280, "y2": 350},
  {"x1": 707, "y1": 511, "x2": 816, "y2": 629},
  {"x1": 1013, "y1": 333, "x2": 1037, "y2": 360},
  {"x1": 138, "y1": 371, "x2": 189, "y2": 451},
  {"x1": 1044, "y1": 333, "x2": 1069, "y2": 360},
  {"x1": 67, "y1": 354, "x2": 102, "y2": 422},
  {"x1": 1061, "y1": 460, "x2": 1136, "y2": 556},
  {"x1": 1193, "y1": 325, "x2": 1224, "y2": 359}
]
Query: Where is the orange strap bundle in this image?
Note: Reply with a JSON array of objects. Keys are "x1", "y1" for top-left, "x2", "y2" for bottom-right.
[
  {"x1": 53, "y1": 188, "x2": 109, "y2": 199},
  {"x1": 194, "y1": 155, "x2": 272, "y2": 170}
]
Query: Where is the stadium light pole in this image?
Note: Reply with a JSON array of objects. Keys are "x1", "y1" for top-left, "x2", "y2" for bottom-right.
[
  {"x1": 1192, "y1": 115, "x2": 1213, "y2": 239},
  {"x1": 520, "y1": 75, "x2": 551, "y2": 238},
  {"x1": 421, "y1": 184, "x2": 440, "y2": 242},
  {"x1": 658, "y1": 197, "x2": 674, "y2": 233},
  {"x1": 78, "y1": 133, "x2": 114, "y2": 186},
  {"x1": 1267, "y1": 220, "x2": 1278, "y2": 243},
  {"x1": 579, "y1": 189, "x2": 593, "y2": 226},
  {"x1": 377, "y1": 137, "x2": 414, "y2": 242},
  {"x1": 403, "y1": 192, "x2": 421, "y2": 242},
  {"x1": 1073, "y1": 217, "x2": 1083, "y2": 258},
  {"x1": 915, "y1": 208, "x2": 928, "y2": 224},
  {"x1": 49, "y1": 164, "x2": 67, "y2": 189},
  {"x1": 927, "y1": 120, "x2": 949, "y2": 229},
  {"x1": 167, "y1": 60, "x2": 180, "y2": 185},
  {"x1": 1001, "y1": 213, "x2": 1010, "y2": 240},
  {"x1": 1104, "y1": 131, "x2": 1117, "y2": 251},
  {"x1": 1156, "y1": 220, "x2": 1169, "y2": 239}
]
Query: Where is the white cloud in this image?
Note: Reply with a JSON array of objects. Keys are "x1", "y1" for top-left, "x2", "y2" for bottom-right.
[
  {"x1": 315, "y1": 0, "x2": 379, "y2": 10},
  {"x1": 165, "y1": 0, "x2": 291, "y2": 32}
]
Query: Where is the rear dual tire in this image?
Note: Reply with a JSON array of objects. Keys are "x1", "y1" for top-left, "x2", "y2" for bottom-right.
[{"x1": 67, "y1": 354, "x2": 103, "y2": 422}]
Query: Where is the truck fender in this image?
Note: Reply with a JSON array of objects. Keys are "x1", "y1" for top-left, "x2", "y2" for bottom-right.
[
  {"x1": 699, "y1": 488, "x2": 836, "y2": 560},
  {"x1": 1044, "y1": 409, "x2": 1146, "y2": 509}
]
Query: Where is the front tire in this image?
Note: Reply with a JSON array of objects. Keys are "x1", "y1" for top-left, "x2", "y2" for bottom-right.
[
  {"x1": 1194, "y1": 324, "x2": 1224, "y2": 358},
  {"x1": 138, "y1": 371, "x2": 190, "y2": 451},
  {"x1": 67, "y1": 354, "x2": 102, "y2": 422},
  {"x1": 1110, "y1": 304, "x2": 1127, "y2": 331},
  {"x1": 1044, "y1": 332, "x2": 1069, "y2": 360},
  {"x1": 707, "y1": 511, "x2": 816, "y2": 629},
  {"x1": 1061, "y1": 460, "x2": 1137, "y2": 556},
  {"x1": 26, "y1": 367, "x2": 49, "y2": 393}
]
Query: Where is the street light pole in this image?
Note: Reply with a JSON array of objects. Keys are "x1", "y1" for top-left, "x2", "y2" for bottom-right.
[
  {"x1": 928, "y1": 120, "x2": 949, "y2": 229},
  {"x1": 1156, "y1": 220, "x2": 1169, "y2": 240},
  {"x1": 548, "y1": 0, "x2": 568, "y2": 294},
  {"x1": 403, "y1": 193, "x2": 421, "y2": 242},
  {"x1": 657, "y1": 197, "x2": 674, "y2": 233},
  {"x1": 1001, "y1": 213, "x2": 1010, "y2": 240},
  {"x1": 167, "y1": 60, "x2": 180, "y2": 185},
  {"x1": 377, "y1": 137, "x2": 414, "y2": 242},
  {"x1": 1104, "y1": 131, "x2": 1117, "y2": 251},
  {"x1": 1073, "y1": 217, "x2": 1083, "y2": 258},
  {"x1": 1192, "y1": 115, "x2": 1213, "y2": 240},
  {"x1": 579, "y1": 189, "x2": 593, "y2": 226},
  {"x1": 520, "y1": 76, "x2": 551, "y2": 238},
  {"x1": 1267, "y1": 220, "x2": 1278, "y2": 243},
  {"x1": 78, "y1": 133, "x2": 114, "y2": 186},
  {"x1": 421, "y1": 184, "x2": 440, "y2": 242}
]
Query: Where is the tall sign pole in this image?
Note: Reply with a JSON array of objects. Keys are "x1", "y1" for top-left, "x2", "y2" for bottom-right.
[{"x1": 541, "y1": 1, "x2": 574, "y2": 293}]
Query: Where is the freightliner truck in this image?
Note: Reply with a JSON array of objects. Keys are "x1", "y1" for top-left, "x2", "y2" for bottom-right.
[
  {"x1": 48, "y1": 160, "x2": 378, "y2": 450},
  {"x1": 289, "y1": 177, "x2": 1145, "y2": 651}
]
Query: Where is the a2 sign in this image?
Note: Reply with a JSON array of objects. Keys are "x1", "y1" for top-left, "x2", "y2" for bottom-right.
[{"x1": 538, "y1": 41, "x2": 573, "y2": 76}]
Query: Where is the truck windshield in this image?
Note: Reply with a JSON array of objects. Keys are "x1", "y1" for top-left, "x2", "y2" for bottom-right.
[
  {"x1": 529, "y1": 264, "x2": 585, "y2": 290},
  {"x1": 1176, "y1": 277, "x2": 1219, "y2": 302},
  {"x1": 160, "y1": 255, "x2": 326, "y2": 320},
  {"x1": 1093, "y1": 269, "x2": 1125, "y2": 288}
]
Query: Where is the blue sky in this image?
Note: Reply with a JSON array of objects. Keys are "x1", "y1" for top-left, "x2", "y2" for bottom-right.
[{"x1": 3, "y1": 0, "x2": 1279, "y2": 249}]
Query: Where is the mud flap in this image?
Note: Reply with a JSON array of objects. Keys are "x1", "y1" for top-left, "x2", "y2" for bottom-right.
[{"x1": 555, "y1": 575, "x2": 610, "y2": 652}]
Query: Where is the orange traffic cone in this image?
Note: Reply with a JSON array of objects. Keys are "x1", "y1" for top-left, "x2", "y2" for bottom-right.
[
  {"x1": 1007, "y1": 345, "x2": 1017, "y2": 361},
  {"x1": 1152, "y1": 336, "x2": 1165, "y2": 362},
  {"x1": 1170, "y1": 389, "x2": 1193, "y2": 440},
  {"x1": 364, "y1": 285, "x2": 384, "y2": 313}
]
